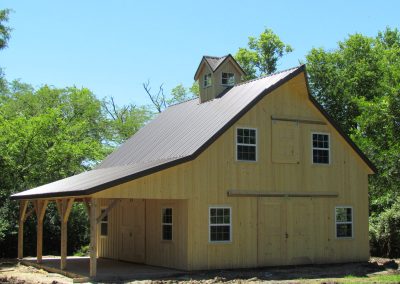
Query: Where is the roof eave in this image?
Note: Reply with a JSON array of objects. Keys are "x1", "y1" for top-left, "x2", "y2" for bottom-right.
[{"x1": 302, "y1": 67, "x2": 377, "y2": 174}]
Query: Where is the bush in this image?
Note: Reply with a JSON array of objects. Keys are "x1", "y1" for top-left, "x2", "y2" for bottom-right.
[
  {"x1": 74, "y1": 244, "x2": 90, "y2": 256},
  {"x1": 370, "y1": 198, "x2": 400, "y2": 257}
]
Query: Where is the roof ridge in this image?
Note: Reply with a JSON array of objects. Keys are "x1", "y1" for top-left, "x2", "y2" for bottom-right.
[
  {"x1": 204, "y1": 55, "x2": 228, "y2": 59},
  {"x1": 167, "y1": 97, "x2": 198, "y2": 108},
  {"x1": 234, "y1": 65, "x2": 303, "y2": 87}
]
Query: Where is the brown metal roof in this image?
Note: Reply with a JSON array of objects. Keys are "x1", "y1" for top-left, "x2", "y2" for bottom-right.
[{"x1": 11, "y1": 65, "x2": 376, "y2": 200}]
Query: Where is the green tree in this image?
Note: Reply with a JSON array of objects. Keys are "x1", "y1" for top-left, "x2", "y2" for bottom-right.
[
  {"x1": 0, "y1": 9, "x2": 11, "y2": 93},
  {"x1": 305, "y1": 28, "x2": 400, "y2": 257},
  {"x1": 167, "y1": 82, "x2": 199, "y2": 105},
  {"x1": 102, "y1": 96, "x2": 152, "y2": 143},
  {"x1": 235, "y1": 28, "x2": 293, "y2": 80},
  {"x1": 0, "y1": 9, "x2": 11, "y2": 50}
]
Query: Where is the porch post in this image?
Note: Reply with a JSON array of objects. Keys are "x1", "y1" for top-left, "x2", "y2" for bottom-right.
[
  {"x1": 90, "y1": 198, "x2": 98, "y2": 278},
  {"x1": 35, "y1": 200, "x2": 48, "y2": 263},
  {"x1": 58, "y1": 198, "x2": 74, "y2": 270},
  {"x1": 17, "y1": 200, "x2": 28, "y2": 259}
]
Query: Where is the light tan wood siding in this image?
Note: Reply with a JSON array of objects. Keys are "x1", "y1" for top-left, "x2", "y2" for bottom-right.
[
  {"x1": 97, "y1": 199, "x2": 188, "y2": 270},
  {"x1": 145, "y1": 199, "x2": 188, "y2": 269},
  {"x1": 94, "y1": 72, "x2": 371, "y2": 270}
]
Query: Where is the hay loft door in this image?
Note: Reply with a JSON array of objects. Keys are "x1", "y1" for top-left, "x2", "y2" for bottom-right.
[{"x1": 119, "y1": 199, "x2": 145, "y2": 263}]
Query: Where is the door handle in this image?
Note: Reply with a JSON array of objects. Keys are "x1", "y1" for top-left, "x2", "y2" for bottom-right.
[{"x1": 285, "y1": 233, "x2": 289, "y2": 239}]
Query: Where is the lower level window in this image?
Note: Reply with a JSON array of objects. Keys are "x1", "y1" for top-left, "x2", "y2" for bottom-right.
[
  {"x1": 209, "y1": 207, "x2": 231, "y2": 242},
  {"x1": 335, "y1": 207, "x2": 353, "y2": 238},
  {"x1": 162, "y1": 208, "x2": 173, "y2": 240},
  {"x1": 100, "y1": 209, "x2": 108, "y2": 236}
]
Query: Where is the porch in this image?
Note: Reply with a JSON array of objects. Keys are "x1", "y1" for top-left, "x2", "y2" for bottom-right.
[
  {"x1": 17, "y1": 197, "x2": 188, "y2": 279},
  {"x1": 22, "y1": 256, "x2": 185, "y2": 282}
]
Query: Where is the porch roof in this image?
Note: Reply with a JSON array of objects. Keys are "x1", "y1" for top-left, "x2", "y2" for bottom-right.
[{"x1": 11, "y1": 157, "x2": 179, "y2": 200}]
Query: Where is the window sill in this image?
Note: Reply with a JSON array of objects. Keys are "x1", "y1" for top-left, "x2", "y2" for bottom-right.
[
  {"x1": 335, "y1": 237, "x2": 354, "y2": 240},
  {"x1": 236, "y1": 159, "x2": 258, "y2": 164},
  {"x1": 208, "y1": 241, "x2": 232, "y2": 245}
]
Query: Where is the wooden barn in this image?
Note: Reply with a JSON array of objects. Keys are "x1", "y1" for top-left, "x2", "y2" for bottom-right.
[{"x1": 11, "y1": 55, "x2": 376, "y2": 278}]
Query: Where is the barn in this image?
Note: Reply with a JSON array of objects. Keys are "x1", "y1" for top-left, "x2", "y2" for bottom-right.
[{"x1": 11, "y1": 55, "x2": 376, "y2": 278}]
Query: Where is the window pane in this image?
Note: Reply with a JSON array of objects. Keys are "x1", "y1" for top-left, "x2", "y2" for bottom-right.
[
  {"x1": 162, "y1": 208, "x2": 172, "y2": 224},
  {"x1": 101, "y1": 222, "x2": 108, "y2": 236},
  {"x1": 162, "y1": 224, "x2": 172, "y2": 240},
  {"x1": 312, "y1": 134, "x2": 329, "y2": 149},
  {"x1": 237, "y1": 145, "x2": 256, "y2": 161},
  {"x1": 313, "y1": 149, "x2": 329, "y2": 164},
  {"x1": 336, "y1": 207, "x2": 352, "y2": 222},
  {"x1": 210, "y1": 225, "x2": 230, "y2": 241},
  {"x1": 336, "y1": 224, "x2": 352, "y2": 238}
]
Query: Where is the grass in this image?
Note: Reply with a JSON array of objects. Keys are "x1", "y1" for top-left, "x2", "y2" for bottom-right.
[{"x1": 321, "y1": 273, "x2": 400, "y2": 283}]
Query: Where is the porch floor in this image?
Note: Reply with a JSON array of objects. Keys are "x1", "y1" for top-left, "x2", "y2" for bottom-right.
[{"x1": 22, "y1": 256, "x2": 185, "y2": 282}]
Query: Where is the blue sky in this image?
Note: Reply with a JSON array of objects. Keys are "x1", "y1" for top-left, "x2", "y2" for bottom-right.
[{"x1": 1, "y1": 1, "x2": 399, "y2": 106}]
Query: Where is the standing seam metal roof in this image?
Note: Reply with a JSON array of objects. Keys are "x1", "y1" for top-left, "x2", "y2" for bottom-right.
[{"x1": 10, "y1": 65, "x2": 376, "y2": 200}]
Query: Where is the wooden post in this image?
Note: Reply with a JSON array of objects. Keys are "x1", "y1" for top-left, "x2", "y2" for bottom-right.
[
  {"x1": 35, "y1": 200, "x2": 48, "y2": 263},
  {"x1": 90, "y1": 198, "x2": 98, "y2": 278},
  {"x1": 84, "y1": 198, "x2": 91, "y2": 218},
  {"x1": 18, "y1": 200, "x2": 28, "y2": 259},
  {"x1": 58, "y1": 198, "x2": 74, "y2": 270}
]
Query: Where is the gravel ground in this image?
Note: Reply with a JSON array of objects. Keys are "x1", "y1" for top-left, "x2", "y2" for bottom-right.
[{"x1": 0, "y1": 258, "x2": 398, "y2": 284}]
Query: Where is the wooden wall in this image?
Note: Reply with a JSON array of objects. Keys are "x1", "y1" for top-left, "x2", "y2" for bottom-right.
[
  {"x1": 199, "y1": 58, "x2": 243, "y2": 102},
  {"x1": 97, "y1": 199, "x2": 188, "y2": 270},
  {"x1": 93, "y1": 72, "x2": 371, "y2": 270}
]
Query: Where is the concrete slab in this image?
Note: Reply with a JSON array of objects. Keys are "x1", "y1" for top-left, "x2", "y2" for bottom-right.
[{"x1": 23, "y1": 256, "x2": 185, "y2": 282}]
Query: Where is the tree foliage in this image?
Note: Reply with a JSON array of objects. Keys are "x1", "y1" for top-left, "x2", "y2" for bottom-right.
[
  {"x1": 235, "y1": 28, "x2": 293, "y2": 79},
  {"x1": 0, "y1": 9, "x2": 11, "y2": 93},
  {"x1": 0, "y1": 81, "x2": 150, "y2": 256},
  {"x1": 306, "y1": 27, "x2": 400, "y2": 256},
  {"x1": 0, "y1": 9, "x2": 11, "y2": 50},
  {"x1": 144, "y1": 81, "x2": 199, "y2": 112}
]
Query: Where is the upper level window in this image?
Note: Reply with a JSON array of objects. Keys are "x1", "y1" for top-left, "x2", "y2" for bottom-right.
[
  {"x1": 222, "y1": 72, "x2": 235, "y2": 86},
  {"x1": 335, "y1": 207, "x2": 353, "y2": 238},
  {"x1": 100, "y1": 209, "x2": 108, "y2": 237},
  {"x1": 312, "y1": 133, "x2": 330, "y2": 164},
  {"x1": 236, "y1": 128, "x2": 257, "y2": 161},
  {"x1": 203, "y1": 73, "x2": 212, "y2": 88},
  {"x1": 162, "y1": 208, "x2": 173, "y2": 240},
  {"x1": 209, "y1": 207, "x2": 231, "y2": 242}
]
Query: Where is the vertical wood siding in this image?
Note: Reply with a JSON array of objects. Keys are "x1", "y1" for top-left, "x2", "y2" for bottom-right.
[{"x1": 94, "y1": 72, "x2": 371, "y2": 270}]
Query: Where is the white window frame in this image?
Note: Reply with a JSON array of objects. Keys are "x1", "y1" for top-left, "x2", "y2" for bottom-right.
[
  {"x1": 209, "y1": 206, "x2": 232, "y2": 243},
  {"x1": 161, "y1": 207, "x2": 173, "y2": 241},
  {"x1": 236, "y1": 127, "x2": 258, "y2": 162},
  {"x1": 311, "y1": 132, "x2": 330, "y2": 165},
  {"x1": 335, "y1": 206, "x2": 354, "y2": 239},
  {"x1": 203, "y1": 73, "x2": 212, "y2": 88},
  {"x1": 221, "y1": 72, "x2": 235, "y2": 86},
  {"x1": 100, "y1": 208, "x2": 108, "y2": 237}
]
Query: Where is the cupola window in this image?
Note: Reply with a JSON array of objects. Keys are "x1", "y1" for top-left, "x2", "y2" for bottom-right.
[
  {"x1": 203, "y1": 73, "x2": 212, "y2": 88},
  {"x1": 222, "y1": 72, "x2": 235, "y2": 86}
]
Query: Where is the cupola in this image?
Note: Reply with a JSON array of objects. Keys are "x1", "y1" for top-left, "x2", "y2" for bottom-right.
[{"x1": 194, "y1": 54, "x2": 246, "y2": 103}]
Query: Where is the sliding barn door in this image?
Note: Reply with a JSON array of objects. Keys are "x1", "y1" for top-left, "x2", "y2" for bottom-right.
[{"x1": 257, "y1": 198, "x2": 315, "y2": 266}]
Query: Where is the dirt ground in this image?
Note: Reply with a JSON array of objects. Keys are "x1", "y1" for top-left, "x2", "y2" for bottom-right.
[{"x1": 0, "y1": 258, "x2": 399, "y2": 284}]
